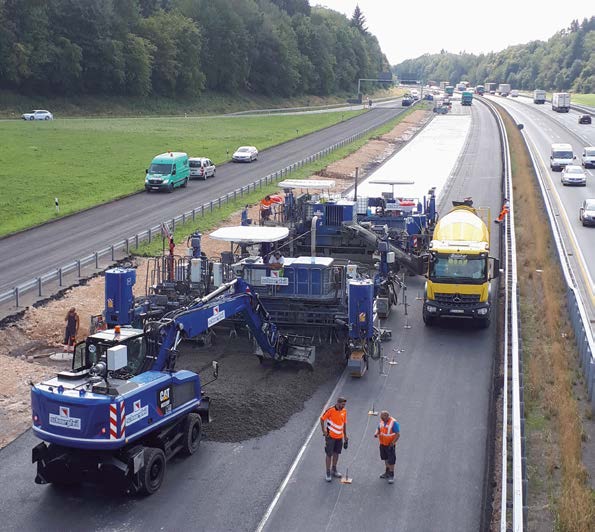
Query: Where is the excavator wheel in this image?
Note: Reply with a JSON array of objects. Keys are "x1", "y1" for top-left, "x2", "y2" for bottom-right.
[
  {"x1": 181, "y1": 413, "x2": 202, "y2": 456},
  {"x1": 140, "y1": 447, "x2": 166, "y2": 495}
]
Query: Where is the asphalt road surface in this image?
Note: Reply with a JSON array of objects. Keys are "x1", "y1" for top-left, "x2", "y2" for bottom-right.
[
  {"x1": 0, "y1": 99, "x2": 504, "y2": 531},
  {"x1": 0, "y1": 104, "x2": 405, "y2": 295},
  {"x1": 488, "y1": 94, "x2": 595, "y2": 323}
]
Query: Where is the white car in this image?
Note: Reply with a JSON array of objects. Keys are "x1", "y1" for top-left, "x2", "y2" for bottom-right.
[
  {"x1": 232, "y1": 146, "x2": 258, "y2": 162},
  {"x1": 189, "y1": 157, "x2": 216, "y2": 180},
  {"x1": 581, "y1": 147, "x2": 595, "y2": 169},
  {"x1": 579, "y1": 199, "x2": 595, "y2": 227},
  {"x1": 561, "y1": 165, "x2": 587, "y2": 186},
  {"x1": 21, "y1": 109, "x2": 53, "y2": 120}
]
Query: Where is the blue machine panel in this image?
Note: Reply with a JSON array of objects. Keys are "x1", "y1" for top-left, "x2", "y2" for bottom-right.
[
  {"x1": 348, "y1": 280, "x2": 374, "y2": 339},
  {"x1": 105, "y1": 268, "x2": 136, "y2": 326}
]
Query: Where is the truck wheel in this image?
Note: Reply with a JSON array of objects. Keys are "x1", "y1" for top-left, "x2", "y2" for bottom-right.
[
  {"x1": 182, "y1": 413, "x2": 202, "y2": 456},
  {"x1": 141, "y1": 447, "x2": 166, "y2": 495},
  {"x1": 167, "y1": 183, "x2": 174, "y2": 193},
  {"x1": 422, "y1": 313, "x2": 435, "y2": 327},
  {"x1": 181, "y1": 177, "x2": 188, "y2": 188}
]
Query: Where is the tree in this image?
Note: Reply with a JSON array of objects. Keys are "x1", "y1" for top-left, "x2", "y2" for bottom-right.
[{"x1": 350, "y1": 4, "x2": 367, "y2": 34}]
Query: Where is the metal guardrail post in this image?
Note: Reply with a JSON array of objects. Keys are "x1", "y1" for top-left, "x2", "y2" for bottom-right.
[
  {"x1": 192, "y1": 208, "x2": 196, "y2": 221},
  {"x1": 110, "y1": 245, "x2": 115, "y2": 262},
  {"x1": 171, "y1": 218, "x2": 175, "y2": 232},
  {"x1": 95, "y1": 252, "x2": 99, "y2": 269},
  {"x1": 202, "y1": 205, "x2": 205, "y2": 217},
  {"x1": 135, "y1": 234, "x2": 139, "y2": 249},
  {"x1": 37, "y1": 278, "x2": 42, "y2": 297},
  {"x1": 182, "y1": 213, "x2": 186, "y2": 224},
  {"x1": 77, "y1": 260, "x2": 81, "y2": 277},
  {"x1": 58, "y1": 268, "x2": 63, "y2": 286},
  {"x1": 125, "y1": 238, "x2": 129, "y2": 255},
  {"x1": 148, "y1": 227, "x2": 152, "y2": 243},
  {"x1": 15, "y1": 287, "x2": 19, "y2": 307},
  {"x1": 210, "y1": 201, "x2": 213, "y2": 213},
  {"x1": 218, "y1": 197, "x2": 221, "y2": 208}
]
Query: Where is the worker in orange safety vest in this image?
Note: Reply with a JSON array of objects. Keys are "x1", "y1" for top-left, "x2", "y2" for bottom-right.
[
  {"x1": 374, "y1": 410, "x2": 400, "y2": 484},
  {"x1": 320, "y1": 397, "x2": 348, "y2": 482},
  {"x1": 494, "y1": 198, "x2": 510, "y2": 224}
]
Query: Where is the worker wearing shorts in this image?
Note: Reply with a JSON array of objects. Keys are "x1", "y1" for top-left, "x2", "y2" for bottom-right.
[
  {"x1": 375, "y1": 410, "x2": 400, "y2": 484},
  {"x1": 320, "y1": 397, "x2": 348, "y2": 482}
]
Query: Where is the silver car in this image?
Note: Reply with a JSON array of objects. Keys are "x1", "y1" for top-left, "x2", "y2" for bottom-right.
[
  {"x1": 579, "y1": 199, "x2": 595, "y2": 227},
  {"x1": 232, "y1": 146, "x2": 258, "y2": 162},
  {"x1": 189, "y1": 157, "x2": 216, "y2": 180},
  {"x1": 21, "y1": 109, "x2": 53, "y2": 120},
  {"x1": 582, "y1": 147, "x2": 595, "y2": 169},
  {"x1": 561, "y1": 165, "x2": 586, "y2": 186}
]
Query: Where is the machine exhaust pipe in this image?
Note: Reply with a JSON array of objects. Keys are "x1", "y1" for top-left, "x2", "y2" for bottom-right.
[{"x1": 197, "y1": 279, "x2": 238, "y2": 305}]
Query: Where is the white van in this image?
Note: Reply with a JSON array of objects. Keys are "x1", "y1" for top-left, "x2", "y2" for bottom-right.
[{"x1": 550, "y1": 143, "x2": 575, "y2": 171}]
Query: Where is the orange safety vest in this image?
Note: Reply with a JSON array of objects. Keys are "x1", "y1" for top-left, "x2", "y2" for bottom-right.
[
  {"x1": 378, "y1": 417, "x2": 398, "y2": 446},
  {"x1": 321, "y1": 407, "x2": 347, "y2": 439}
]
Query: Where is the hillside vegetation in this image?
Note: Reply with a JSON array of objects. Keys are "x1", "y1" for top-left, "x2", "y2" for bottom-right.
[
  {"x1": 0, "y1": 0, "x2": 389, "y2": 100},
  {"x1": 395, "y1": 17, "x2": 594, "y2": 93}
]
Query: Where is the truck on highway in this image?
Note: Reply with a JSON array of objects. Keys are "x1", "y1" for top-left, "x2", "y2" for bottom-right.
[
  {"x1": 552, "y1": 92, "x2": 570, "y2": 113},
  {"x1": 422, "y1": 201, "x2": 500, "y2": 328},
  {"x1": 498, "y1": 84, "x2": 511, "y2": 96},
  {"x1": 533, "y1": 89, "x2": 546, "y2": 104},
  {"x1": 475, "y1": 85, "x2": 485, "y2": 96},
  {"x1": 445, "y1": 86, "x2": 454, "y2": 96},
  {"x1": 485, "y1": 83, "x2": 496, "y2": 94},
  {"x1": 461, "y1": 91, "x2": 473, "y2": 106}
]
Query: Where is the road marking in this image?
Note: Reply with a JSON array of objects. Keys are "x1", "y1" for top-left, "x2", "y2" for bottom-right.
[
  {"x1": 255, "y1": 370, "x2": 349, "y2": 532},
  {"x1": 530, "y1": 138, "x2": 595, "y2": 305}
]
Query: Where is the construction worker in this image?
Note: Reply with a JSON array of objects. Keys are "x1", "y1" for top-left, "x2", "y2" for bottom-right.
[
  {"x1": 268, "y1": 250, "x2": 285, "y2": 270},
  {"x1": 320, "y1": 397, "x2": 348, "y2": 481},
  {"x1": 260, "y1": 195, "x2": 273, "y2": 223},
  {"x1": 494, "y1": 198, "x2": 510, "y2": 224},
  {"x1": 374, "y1": 410, "x2": 400, "y2": 484},
  {"x1": 63, "y1": 307, "x2": 80, "y2": 353}
]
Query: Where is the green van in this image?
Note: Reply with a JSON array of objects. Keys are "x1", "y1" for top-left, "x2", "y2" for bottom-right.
[{"x1": 145, "y1": 152, "x2": 190, "y2": 193}]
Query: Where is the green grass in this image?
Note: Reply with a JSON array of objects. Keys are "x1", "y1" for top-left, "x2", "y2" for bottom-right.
[
  {"x1": 135, "y1": 109, "x2": 414, "y2": 256},
  {"x1": 0, "y1": 111, "x2": 364, "y2": 236},
  {"x1": 570, "y1": 93, "x2": 595, "y2": 106}
]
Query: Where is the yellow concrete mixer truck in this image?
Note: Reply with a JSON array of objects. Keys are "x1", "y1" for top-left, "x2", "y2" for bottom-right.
[{"x1": 422, "y1": 200, "x2": 500, "y2": 328}]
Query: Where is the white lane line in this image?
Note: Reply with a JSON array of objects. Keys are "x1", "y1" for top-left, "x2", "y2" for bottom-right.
[{"x1": 255, "y1": 370, "x2": 349, "y2": 532}]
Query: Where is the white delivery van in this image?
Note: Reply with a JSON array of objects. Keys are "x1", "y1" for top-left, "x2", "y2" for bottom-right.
[{"x1": 550, "y1": 143, "x2": 575, "y2": 171}]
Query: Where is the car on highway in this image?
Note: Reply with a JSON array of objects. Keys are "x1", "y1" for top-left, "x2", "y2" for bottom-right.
[
  {"x1": 189, "y1": 157, "x2": 216, "y2": 180},
  {"x1": 401, "y1": 95, "x2": 413, "y2": 107},
  {"x1": 579, "y1": 198, "x2": 595, "y2": 226},
  {"x1": 578, "y1": 114, "x2": 591, "y2": 124},
  {"x1": 232, "y1": 146, "x2": 258, "y2": 162},
  {"x1": 560, "y1": 165, "x2": 587, "y2": 186},
  {"x1": 410, "y1": 89, "x2": 420, "y2": 100},
  {"x1": 21, "y1": 109, "x2": 53, "y2": 120},
  {"x1": 581, "y1": 147, "x2": 595, "y2": 168}
]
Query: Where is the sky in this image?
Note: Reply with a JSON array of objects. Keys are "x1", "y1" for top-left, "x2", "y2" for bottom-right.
[{"x1": 312, "y1": 0, "x2": 593, "y2": 65}]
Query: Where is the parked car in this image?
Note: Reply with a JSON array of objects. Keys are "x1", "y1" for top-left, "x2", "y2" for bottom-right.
[
  {"x1": 189, "y1": 157, "x2": 216, "y2": 180},
  {"x1": 581, "y1": 147, "x2": 595, "y2": 168},
  {"x1": 232, "y1": 146, "x2": 258, "y2": 162},
  {"x1": 578, "y1": 114, "x2": 591, "y2": 125},
  {"x1": 560, "y1": 164, "x2": 587, "y2": 186},
  {"x1": 21, "y1": 109, "x2": 53, "y2": 120},
  {"x1": 579, "y1": 198, "x2": 595, "y2": 226}
]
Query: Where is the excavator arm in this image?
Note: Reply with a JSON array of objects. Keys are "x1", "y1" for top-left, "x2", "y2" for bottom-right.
[{"x1": 150, "y1": 278, "x2": 313, "y2": 371}]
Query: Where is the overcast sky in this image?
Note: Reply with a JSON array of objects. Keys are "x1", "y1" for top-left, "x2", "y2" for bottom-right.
[{"x1": 312, "y1": 1, "x2": 593, "y2": 65}]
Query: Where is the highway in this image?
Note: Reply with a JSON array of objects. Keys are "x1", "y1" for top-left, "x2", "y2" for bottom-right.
[
  {"x1": 0, "y1": 99, "x2": 505, "y2": 531},
  {"x1": 0, "y1": 103, "x2": 404, "y2": 295},
  {"x1": 487, "y1": 94, "x2": 595, "y2": 324}
]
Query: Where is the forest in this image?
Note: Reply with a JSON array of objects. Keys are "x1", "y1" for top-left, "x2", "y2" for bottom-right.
[
  {"x1": 395, "y1": 17, "x2": 594, "y2": 93},
  {"x1": 0, "y1": 0, "x2": 389, "y2": 98}
]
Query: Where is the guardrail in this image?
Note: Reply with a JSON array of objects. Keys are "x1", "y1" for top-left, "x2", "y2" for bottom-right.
[
  {"x1": 480, "y1": 97, "x2": 527, "y2": 531},
  {"x1": 0, "y1": 111, "x2": 401, "y2": 313}
]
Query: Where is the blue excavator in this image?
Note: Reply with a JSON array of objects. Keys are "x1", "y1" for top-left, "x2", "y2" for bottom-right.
[{"x1": 31, "y1": 278, "x2": 313, "y2": 494}]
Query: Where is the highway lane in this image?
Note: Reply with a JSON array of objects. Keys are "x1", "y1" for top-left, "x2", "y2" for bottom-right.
[
  {"x1": 0, "y1": 105, "x2": 405, "y2": 294},
  {"x1": 488, "y1": 95, "x2": 595, "y2": 319},
  {"x1": 0, "y1": 99, "x2": 504, "y2": 531},
  {"x1": 260, "y1": 99, "x2": 504, "y2": 532}
]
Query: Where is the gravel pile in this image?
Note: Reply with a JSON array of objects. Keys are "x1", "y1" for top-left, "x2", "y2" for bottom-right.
[{"x1": 176, "y1": 332, "x2": 345, "y2": 442}]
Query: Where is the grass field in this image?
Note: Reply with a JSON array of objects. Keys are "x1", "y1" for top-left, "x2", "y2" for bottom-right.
[{"x1": 0, "y1": 111, "x2": 363, "y2": 236}]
